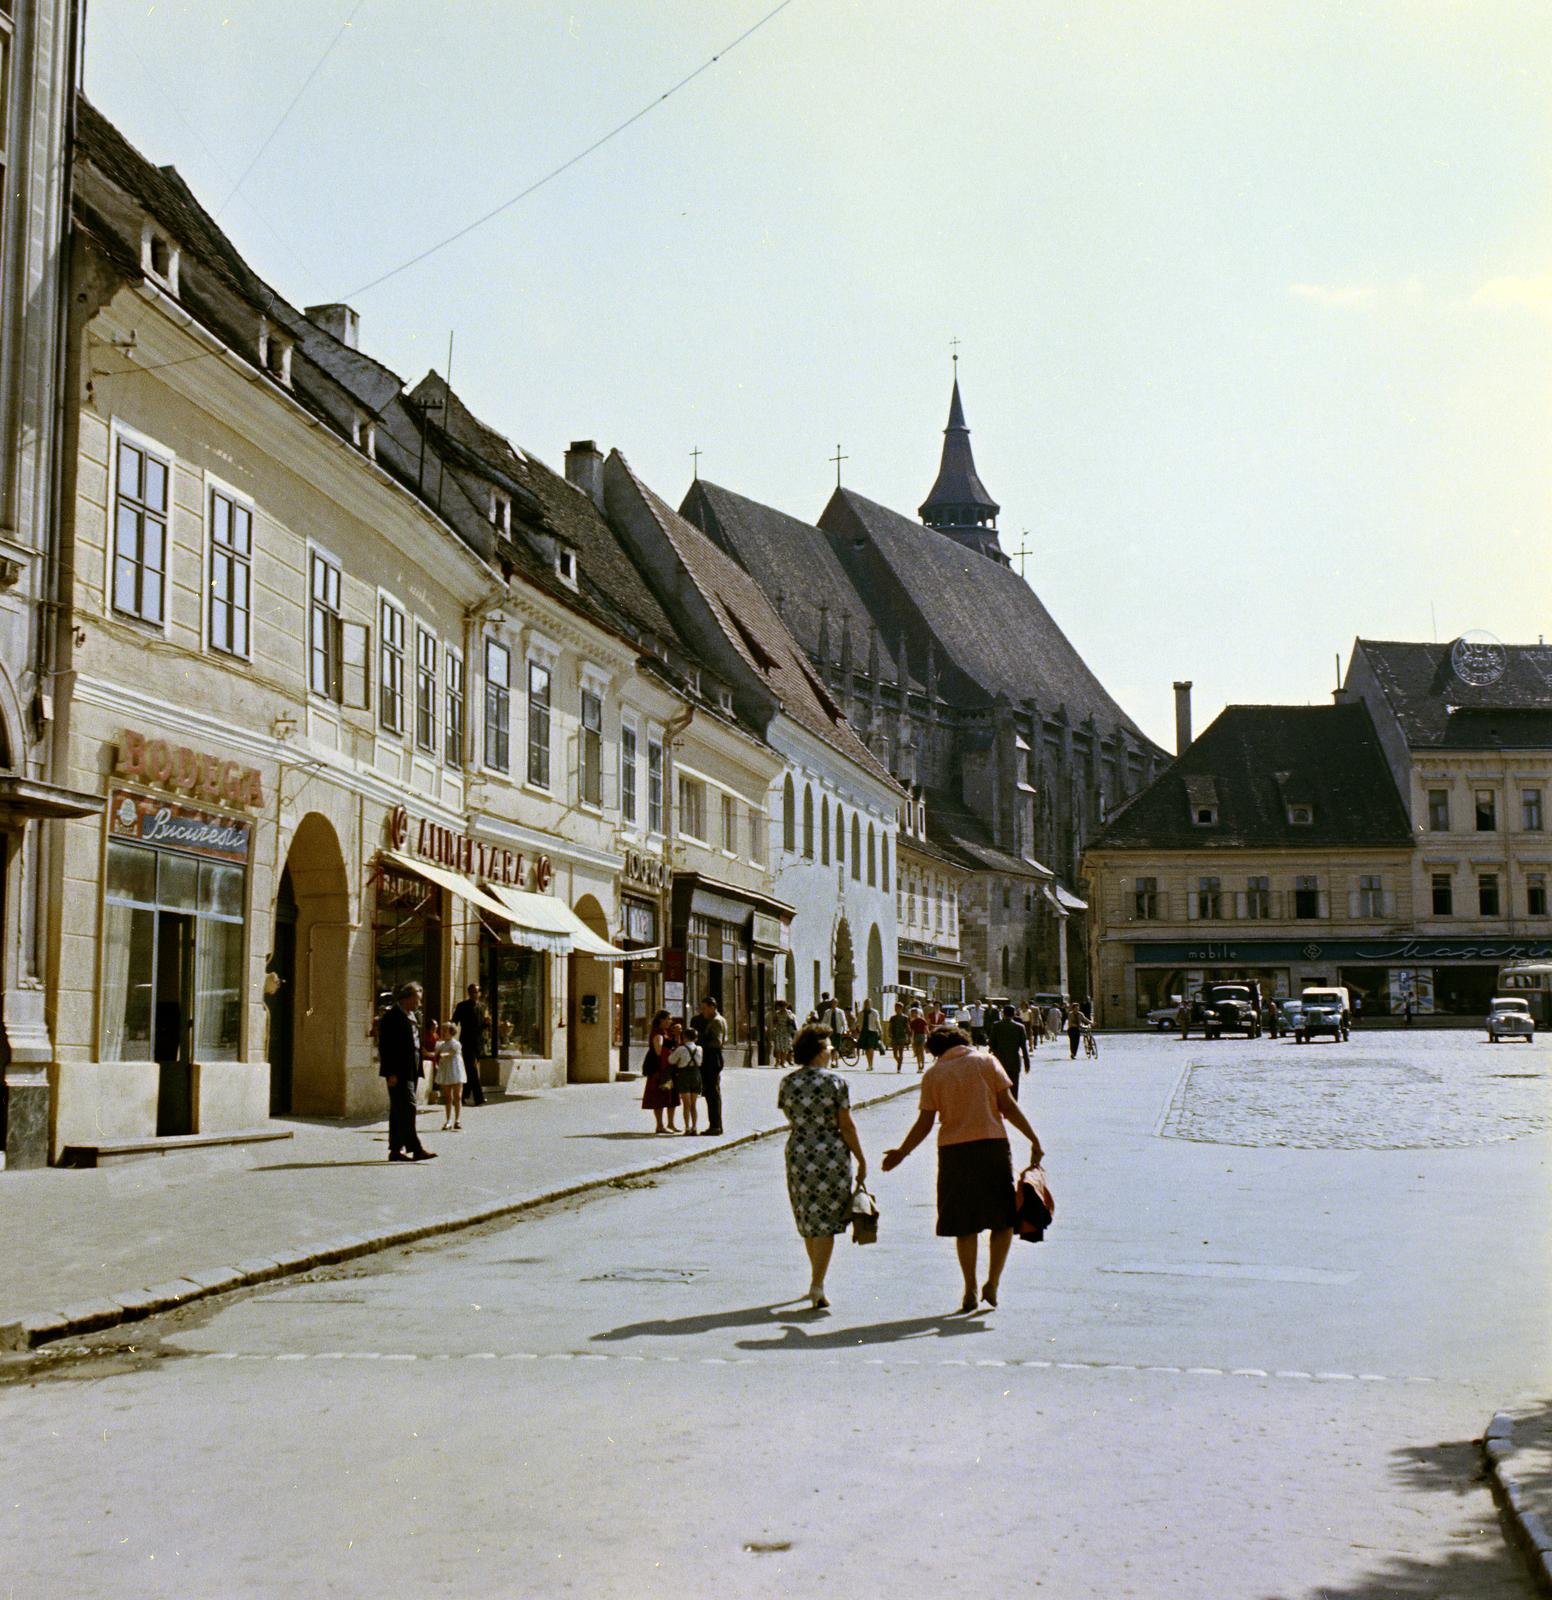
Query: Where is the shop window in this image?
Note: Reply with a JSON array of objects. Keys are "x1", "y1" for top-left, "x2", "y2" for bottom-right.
[
  {"x1": 580, "y1": 690, "x2": 603, "y2": 808},
  {"x1": 1358, "y1": 874, "x2": 1382, "y2": 918},
  {"x1": 208, "y1": 489, "x2": 251, "y2": 657},
  {"x1": 444, "y1": 650, "x2": 464, "y2": 766},
  {"x1": 114, "y1": 440, "x2": 169, "y2": 625},
  {"x1": 1428, "y1": 790, "x2": 1450, "y2": 832},
  {"x1": 678, "y1": 775, "x2": 706, "y2": 840},
  {"x1": 480, "y1": 930, "x2": 545, "y2": 1057},
  {"x1": 621, "y1": 726, "x2": 637, "y2": 823},
  {"x1": 821, "y1": 796, "x2": 830, "y2": 864},
  {"x1": 1431, "y1": 873, "x2": 1453, "y2": 916},
  {"x1": 851, "y1": 814, "x2": 861, "y2": 881},
  {"x1": 1247, "y1": 876, "x2": 1269, "y2": 918},
  {"x1": 1479, "y1": 873, "x2": 1500, "y2": 917},
  {"x1": 648, "y1": 740, "x2": 664, "y2": 833},
  {"x1": 1294, "y1": 875, "x2": 1320, "y2": 919},
  {"x1": 378, "y1": 600, "x2": 406, "y2": 733},
  {"x1": 1197, "y1": 876, "x2": 1222, "y2": 920},
  {"x1": 1529, "y1": 874, "x2": 1547, "y2": 916},
  {"x1": 526, "y1": 661, "x2": 551, "y2": 788},
  {"x1": 1524, "y1": 790, "x2": 1544, "y2": 832},
  {"x1": 802, "y1": 784, "x2": 813, "y2": 859},
  {"x1": 415, "y1": 628, "x2": 437, "y2": 753},
  {"x1": 374, "y1": 868, "x2": 442, "y2": 1017},
  {"x1": 1475, "y1": 789, "x2": 1497, "y2": 831},
  {"x1": 782, "y1": 775, "x2": 795, "y2": 853},
  {"x1": 1135, "y1": 877, "x2": 1159, "y2": 920},
  {"x1": 722, "y1": 792, "x2": 738, "y2": 853},
  {"x1": 100, "y1": 841, "x2": 246, "y2": 1064}
]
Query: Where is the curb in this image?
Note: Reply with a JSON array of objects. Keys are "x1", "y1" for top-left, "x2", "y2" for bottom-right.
[
  {"x1": 0, "y1": 1081, "x2": 919, "y2": 1353},
  {"x1": 1483, "y1": 1412, "x2": 1552, "y2": 1593}
]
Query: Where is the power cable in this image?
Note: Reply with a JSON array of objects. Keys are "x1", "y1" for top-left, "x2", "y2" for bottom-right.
[
  {"x1": 217, "y1": 0, "x2": 371, "y2": 215},
  {"x1": 340, "y1": 0, "x2": 799, "y2": 300}
]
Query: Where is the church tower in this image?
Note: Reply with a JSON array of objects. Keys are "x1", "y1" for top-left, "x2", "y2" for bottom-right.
[{"x1": 918, "y1": 378, "x2": 1006, "y2": 565}]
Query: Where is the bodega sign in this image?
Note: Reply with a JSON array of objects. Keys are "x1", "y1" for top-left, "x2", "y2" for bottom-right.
[
  {"x1": 116, "y1": 729, "x2": 265, "y2": 809},
  {"x1": 388, "y1": 805, "x2": 553, "y2": 892}
]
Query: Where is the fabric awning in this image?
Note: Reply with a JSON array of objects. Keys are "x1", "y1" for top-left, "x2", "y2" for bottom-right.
[
  {"x1": 382, "y1": 850, "x2": 514, "y2": 923},
  {"x1": 481, "y1": 883, "x2": 631, "y2": 959}
]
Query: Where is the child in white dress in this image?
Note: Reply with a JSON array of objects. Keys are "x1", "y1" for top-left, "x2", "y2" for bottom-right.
[{"x1": 434, "y1": 1020, "x2": 466, "y2": 1129}]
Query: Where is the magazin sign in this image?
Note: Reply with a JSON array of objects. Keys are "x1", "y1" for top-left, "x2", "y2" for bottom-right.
[{"x1": 1132, "y1": 937, "x2": 1552, "y2": 965}]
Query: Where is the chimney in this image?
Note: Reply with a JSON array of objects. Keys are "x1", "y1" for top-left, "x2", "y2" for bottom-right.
[
  {"x1": 304, "y1": 303, "x2": 359, "y2": 348},
  {"x1": 565, "y1": 440, "x2": 605, "y2": 509},
  {"x1": 1173, "y1": 681, "x2": 1193, "y2": 755}
]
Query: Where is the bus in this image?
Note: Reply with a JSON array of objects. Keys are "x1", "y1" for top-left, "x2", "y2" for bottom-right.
[{"x1": 1495, "y1": 961, "x2": 1552, "y2": 1026}]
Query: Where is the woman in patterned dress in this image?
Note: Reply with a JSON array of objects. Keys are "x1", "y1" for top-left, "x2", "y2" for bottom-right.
[{"x1": 777, "y1": 1025, "x2": 868, "y2": 1308}]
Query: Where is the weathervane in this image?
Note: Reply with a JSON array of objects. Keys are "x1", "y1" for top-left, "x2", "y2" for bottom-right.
[
  {"x1": 1011, "y1": 530, "x2": 1032, "y2": 579},
  {"x1": 950, "y1": 335, "x2": 959, "y2": 373}
]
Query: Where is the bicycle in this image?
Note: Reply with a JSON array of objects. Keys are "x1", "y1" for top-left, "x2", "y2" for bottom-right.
[
  {"x1": 1082, "y1": 1025, "x2": 1099, "y2": 1059},
  {"x1": 834, "y1": 1032, "x2": 860, "y2": 1066}
]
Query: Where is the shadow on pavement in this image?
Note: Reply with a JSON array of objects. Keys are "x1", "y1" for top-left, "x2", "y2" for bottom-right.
[
  {"x1": 592, "y1": 1303, "x2": 803, "y2": 1341},
  {"x1": 249, "y1": 1160, "x2": 405, "y2": 1171},
  {"x1": 564, "y1": 1131, "x2": 666, "y2": 1141},
  {"x1": 592, "y1": 1302, "x2": 991, "y2": 1347}
]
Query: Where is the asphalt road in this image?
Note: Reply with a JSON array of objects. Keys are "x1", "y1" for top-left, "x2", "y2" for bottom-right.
[{"x1": 3, "y1": 1031, "x2": 1547, "y2": 1598}]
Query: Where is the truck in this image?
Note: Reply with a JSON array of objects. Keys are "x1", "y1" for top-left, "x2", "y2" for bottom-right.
[{"x1": 1180, "y1": 982, "x2": 1262, "y2": 1040}]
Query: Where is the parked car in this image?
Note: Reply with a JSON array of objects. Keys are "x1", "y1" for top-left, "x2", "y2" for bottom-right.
[
  {"x1": 1488, "y1": 997, "x2": 1535, "y2": 1043},
  {"x1": 1146, "y1": 997, "x2": 1183, "y2": 1031},
  {"x1": 1279, "y1": 999, "x2": 1306, "y2": 1035},
  {"x1": 1295, "y1": 1001, "x2": 1345, "y2": 1044},
  {"x1": 1199, "y1": 983, "x2": 1262, "y2": 1040}
]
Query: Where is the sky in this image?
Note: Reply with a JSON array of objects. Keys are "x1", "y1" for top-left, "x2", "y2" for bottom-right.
[{"x1": 83, "y1": 0, "x2": 1552, "y2": 751}]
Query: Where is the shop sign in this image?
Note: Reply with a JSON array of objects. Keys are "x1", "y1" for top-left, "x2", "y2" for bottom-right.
[
  {"x1": 751, "y1": 911, "x2": 783, "y2": 950},
  {"x1": 1136, "y1": 937, "x2": 1552, "y2": 965},
  {"x1": 388, "y1": 805, "x2": 552, "y2": 891},
  {"x1": 624, "y1": 898, "x2": 658, "y2": 944},
  {"x1": 116, "y1": 729, "x2": 265, "y2": 809},
  {"x1": 622, "y1": 849, "x2": 669, "y2": 891},
  {"x1": 109, "y1": 789, "x2": 252, "y2": 863}
]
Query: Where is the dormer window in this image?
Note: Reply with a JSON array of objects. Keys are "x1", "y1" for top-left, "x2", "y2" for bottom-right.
[
  {"x1": 352, "y1": 411, "x2": 376, "y2": 461},
  {"x1": 557, "y1": 548, "x2": 577, "y2": 587},
  {"x1": 141, "y1": 226, "x2": 180, "y2": 295},
  {"x1": 1194, "y1": 806, "x2": 1217, "y2": 825},
  {"x1": 1184, "y1": 774, "x2": 1219, "y2": 826},
  {"x1": 490, "y1": 491, "x2": 510, "y2": 533},
  {"x1": 258, "y1": 321, "x2": 292, "y2": 386},
  {"x1": 1288, "y1": 804, "x2": 1313, "y2": 825}
]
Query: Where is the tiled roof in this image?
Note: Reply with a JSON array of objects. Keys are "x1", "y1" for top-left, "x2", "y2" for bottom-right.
[
  {"x1": 1354, "y1": 639, "x2": 1552, "y2": 749},
  {"x1": 820, "y1": 487, "x2": 1152, "y2": 738},
  {"x1": 607, "y1": 454, "x2": 899, "y2": 792},
  {"x1": 1090, "y1": 703, "x2": 1413, "y2": 852}
]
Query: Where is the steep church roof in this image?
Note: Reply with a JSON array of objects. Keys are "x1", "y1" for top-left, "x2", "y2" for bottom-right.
[
  {"x1": 819, "y1": 486, "x2": 1150, "y2": 738},
  {"x1": 918, "y1": 379, "x2": 1002, "y2": 561}
]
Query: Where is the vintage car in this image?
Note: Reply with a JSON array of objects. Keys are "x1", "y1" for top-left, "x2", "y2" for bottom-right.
[
  {"x1": 1197, "y1": 983, "x2": 1262, "y2": 1040},
  {"x1": 1278, "y1": 1000, "x2": 1306, "y2": 1035},
  {"x1": 1146, "y1": 997, "x2": 1184, "y2": 1031},
  {"x1": 1488, "y1": 997, "x2": 1535, "y2": 1043},
  {"x1": 1294, "y1": 1001, "x2": 1345, "y2": 1043}
]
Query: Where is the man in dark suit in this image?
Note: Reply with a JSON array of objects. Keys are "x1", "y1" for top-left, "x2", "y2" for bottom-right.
[
  {"x1": 694, "y1": 996, "x2": 727, "y2": 1137},
  {"x1": 451, "y1": 983, "x2": 488, "y2": 1106},
  {"x1": 988, "y1": 1004, "x2": 1032, "y2": 1097},
  {"x1": 379, "y1": 982, "x2": 436, "y2": 1162}
]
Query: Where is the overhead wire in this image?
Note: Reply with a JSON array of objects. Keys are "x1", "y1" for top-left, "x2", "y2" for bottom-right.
[{"x1": 339, "y1": 0, "x2": 800, "y2": 300}]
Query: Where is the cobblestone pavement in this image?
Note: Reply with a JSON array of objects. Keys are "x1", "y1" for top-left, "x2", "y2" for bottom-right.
[{"x1": 1158, "y1": 1031, "x2": 1552, "y2": 1149}]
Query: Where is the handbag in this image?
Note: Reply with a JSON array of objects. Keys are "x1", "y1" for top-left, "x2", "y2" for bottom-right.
[
  {"x1": 1014, "y1": 1164, "x2": 1055, "y2": 1243},
  {"x1": 847, "y1": 1180, "x2": 879, "y2": 1245}
]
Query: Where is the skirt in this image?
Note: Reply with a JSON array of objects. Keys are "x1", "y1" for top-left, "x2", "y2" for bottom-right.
[
  {"x1": 935, "y1": 1138, "x2": 1017, "y2": 1237},
  {"x1": 434, "y1": 1056, "x2": 466, "y2": 1087},
  {"x1": 858, "y1": 1029, "x2": 882, "y2": 1050},
  {"x1": 641, "y1": 1068, "x2": 678, "y2": 1111}
]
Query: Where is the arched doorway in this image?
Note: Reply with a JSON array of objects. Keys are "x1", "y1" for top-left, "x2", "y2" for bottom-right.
[
  {"x1": 281, "y1": 812, "x2": 351, "y2": 1116},
  {"x1": 867, "y1": 924, "x2": 884, "y2": 1005},
  {"x1": 568, "y1": 892, "x2": 612, "y2": 1084}
]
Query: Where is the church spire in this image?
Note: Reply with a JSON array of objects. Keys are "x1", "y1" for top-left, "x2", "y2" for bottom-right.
[{"x1": 918, "y1": 376, "x2": 1005, "y2": 564}]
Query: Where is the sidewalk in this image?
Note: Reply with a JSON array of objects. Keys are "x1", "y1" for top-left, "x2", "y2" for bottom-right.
[{"x1": 0, "y1": 1064, "x2": 922, "y2": 1349}]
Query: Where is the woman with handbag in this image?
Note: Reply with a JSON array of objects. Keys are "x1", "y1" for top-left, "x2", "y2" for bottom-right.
[
  {"x1": 777, "y1": 1025, "x2": 869, "y2": 1308},
  {"x1": 856, "y1": 996, "x2": 883, "y2": 1070},
  {"x1": 640, "y1": 1010, "x2": 679, "y2": 1134},
  {"x1": 881, "y1": 1025, "x2": 1043, "y2": 1313}
]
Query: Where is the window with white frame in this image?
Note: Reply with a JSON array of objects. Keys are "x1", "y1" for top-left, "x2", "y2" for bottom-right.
[
  {"x1": 722, "y1": 793, "x2": 738, "y2": 854},
  {"x1": 379, "y1": 600, "x2": 406, "y2": 733},
  {"x1": 748, "y1": 804, "x2": 765, "y2": 864},
  {"x1": 527, "y1": 662, "x2": 551, "y2": 788},
  {"x1": 1529, "y1": 873, "x2": 1547, "y2": 916},
  {"x1": 647, "y1": 738, "x2": 664, "y2": 833},
  {"x1": 1247, "y1": 875, "x2": 1269, "y2": 918},
  {"x1": 1358, "y1": 874, "x2": 1383, "y2": 918},
  {"x1": 484, "y1": 640, "x2": 510, "y2": 772},
  {"x1": 580, "y1": 689, "x2": 603, "y2": 808},
  {"x1": 1524, "y1": 789, "x2": 1544, "y2": 831},
  {"x1": 1197, "y1": 876, "x2": 1222, "y2": 919},
  {"x1": 415, "y1": 629, "x2": 437, "y2": 753},
  {"x1": 310, "y1": 552, "x2": 369, "y2": 708},
  {"x1": 678, "y1": 775, "x2": 706, "y2": 841},
  {"x1": 621, "y1": 725, "x2": 637, "y2": 823},
  {"x1": 114, "y1": 439, "x2": 169, "y2": 625},
  {"x1": 208, "y1": 488, "x2": 251, "y2": 656},
  {"x1": 444, "y1": 649, "x2": 464, "y2": 766}
]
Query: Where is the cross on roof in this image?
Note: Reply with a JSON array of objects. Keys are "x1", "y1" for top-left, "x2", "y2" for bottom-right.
[
  {"x1": 690, "y1": 445, "x2": 702, "y2": 479},
  {"x1": 830, "y1": 443, "x2": 848, "y2": 487}
]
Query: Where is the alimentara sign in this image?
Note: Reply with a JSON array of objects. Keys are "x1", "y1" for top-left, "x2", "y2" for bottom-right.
[
  {"x1": 116, "y1": 729, "x2": 265, "y2": 809},
  {"x1": 389, "y1": 805, "x2": 552, "y2": 891}
]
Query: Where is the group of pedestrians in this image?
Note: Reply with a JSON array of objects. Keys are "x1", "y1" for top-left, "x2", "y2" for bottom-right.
[
  {"x1": 777, "y1": 1020, "x2": 1043, "y2": 1310},
  {"x1": 376, "y1": 981, "x2": 494, "y2": 1161},
  {"x1": 638, "y1": 997, "x2": 729, "y2": 1136}
]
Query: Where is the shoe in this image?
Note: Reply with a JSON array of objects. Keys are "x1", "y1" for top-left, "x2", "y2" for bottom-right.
[
  {"x1": 452, "y1": 1123, "x2": 461, "y2": 1130},
  {"x1": 411, "y1": 1148, "x2": 438, "y2": 1161},
  {"x1": 704, "y1": 1128, "x2": 723, "y2": 1136},
  {"x1": 808, "y1": 1287, "x2": 829, "y2": 1309},
  {"x1": 981, "y1": 1282, "x2": 998, "y2": 1308},
  {"x1": 960, "y1": 1290, "x2": 977, "y2": 1313},
  {"x1": 388, "y1": 1151, "x2": 412, "y2": 1162}
]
